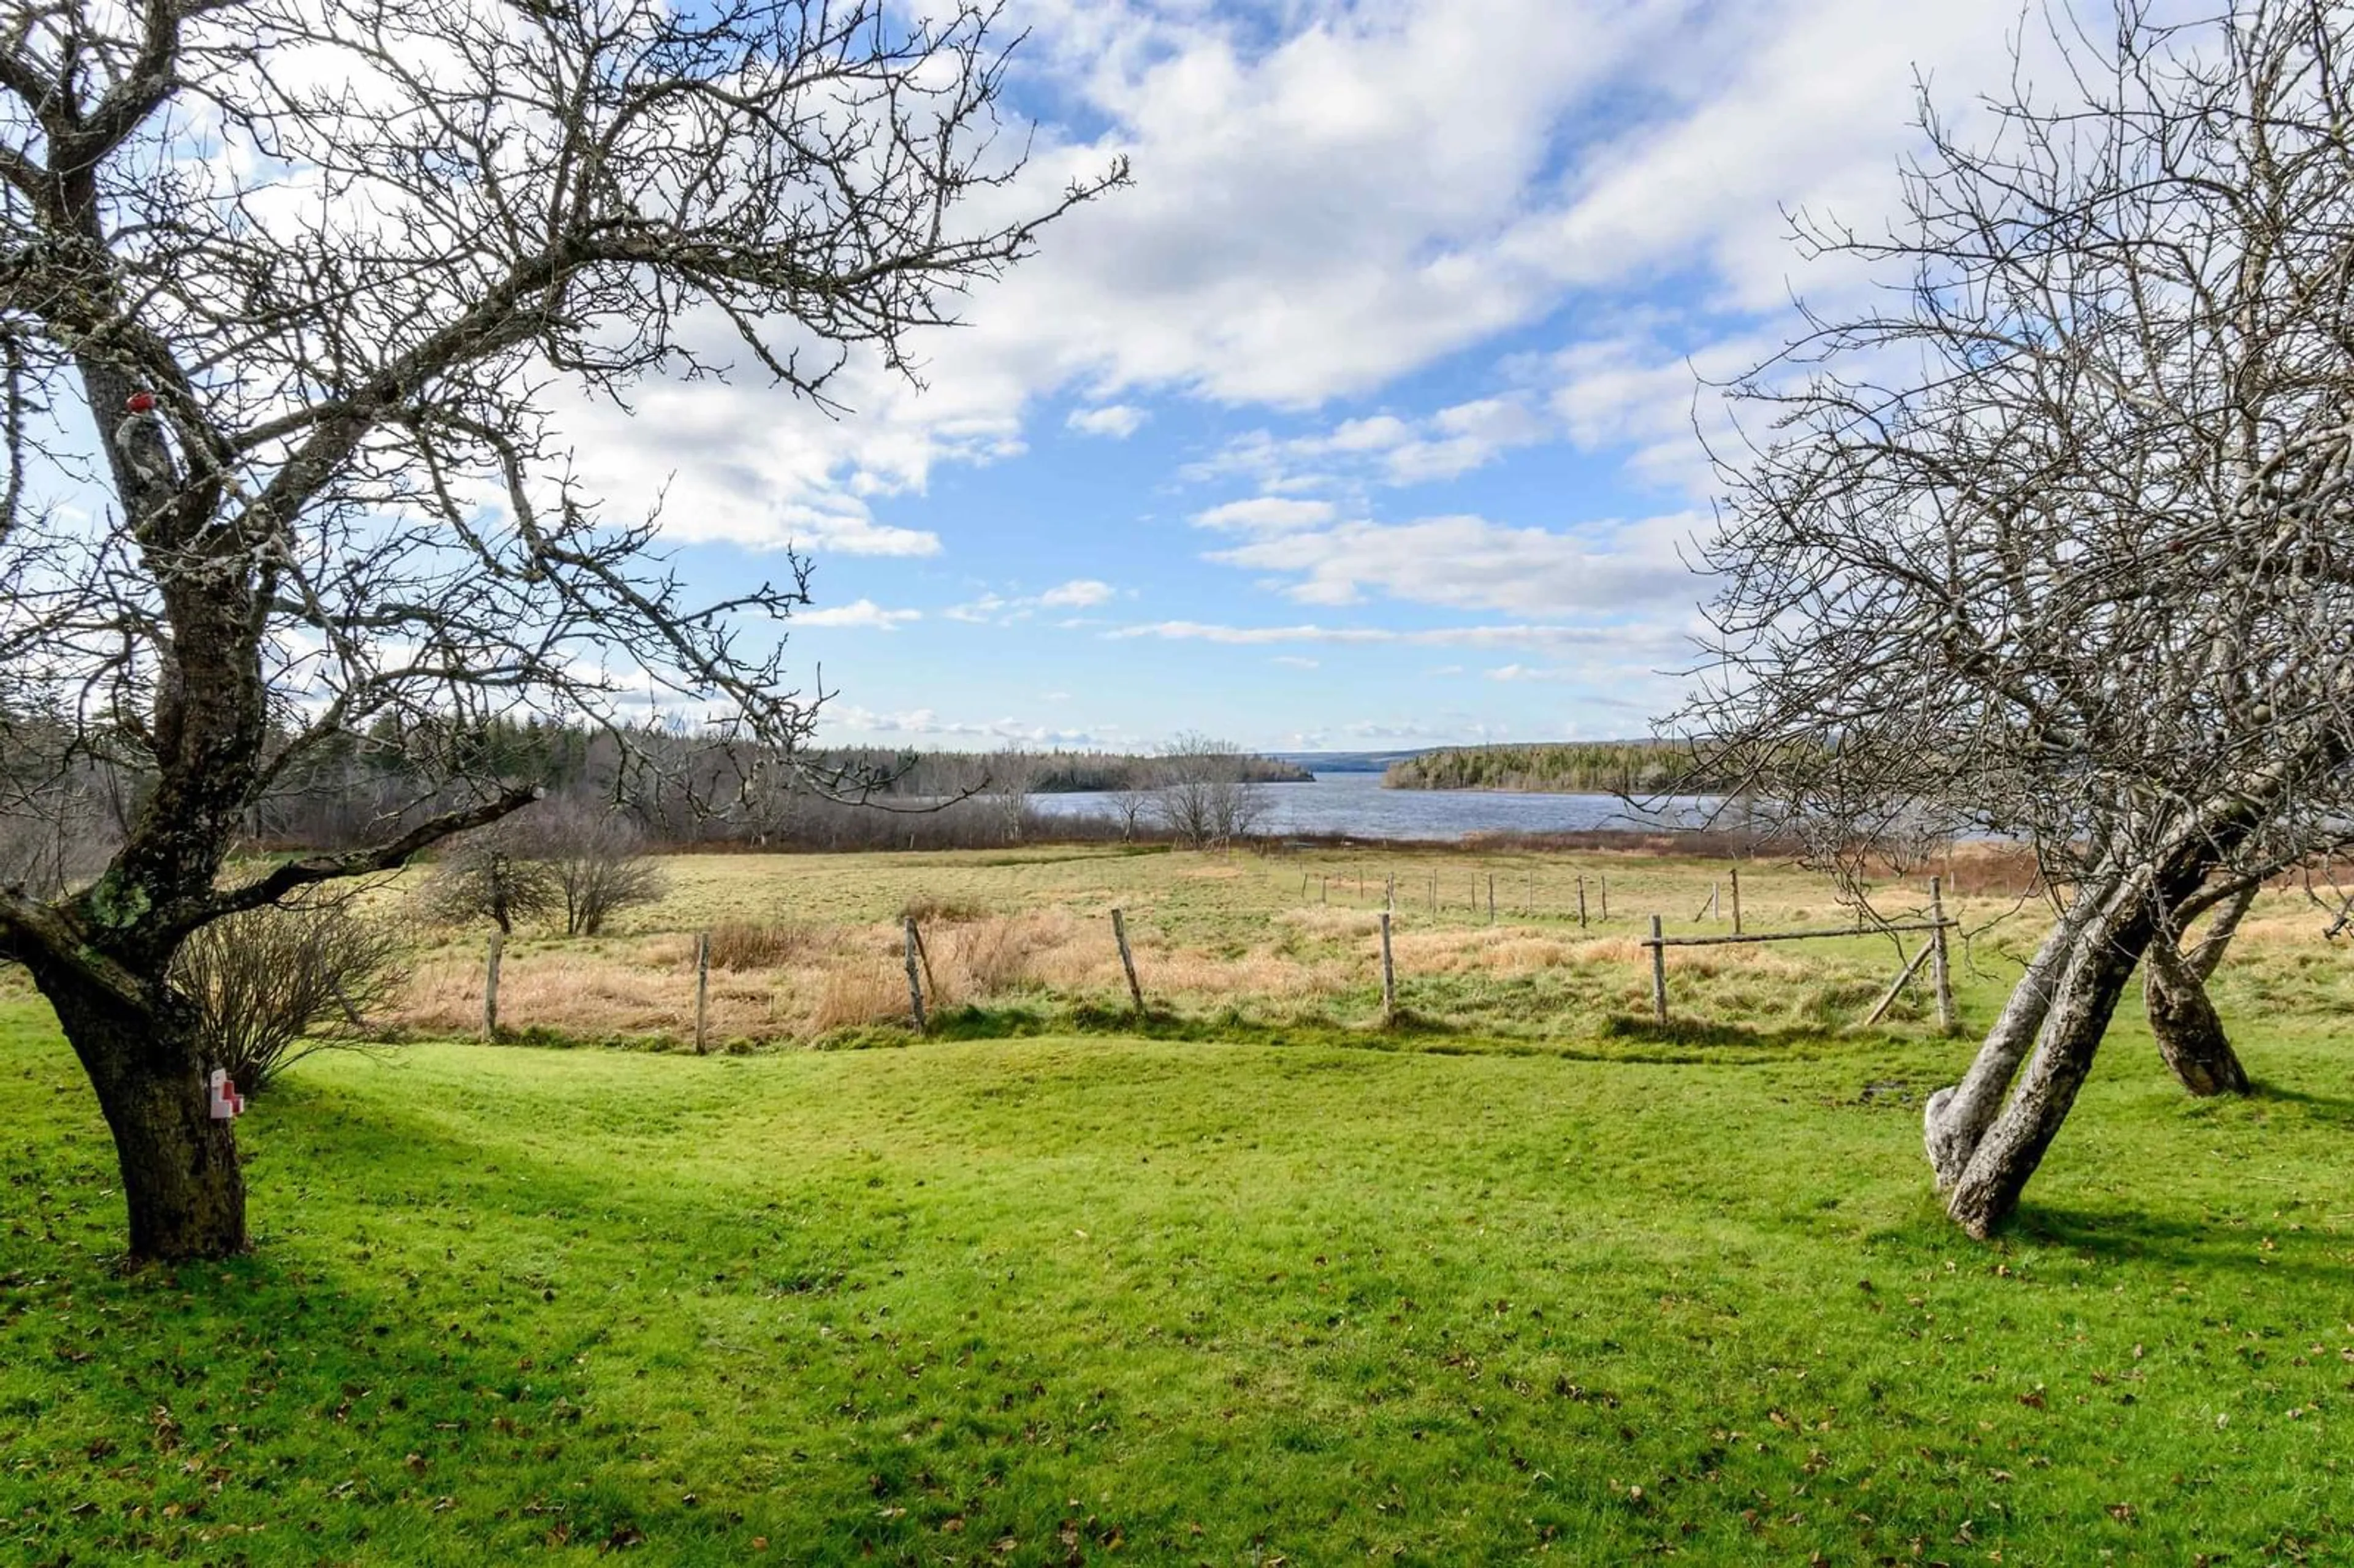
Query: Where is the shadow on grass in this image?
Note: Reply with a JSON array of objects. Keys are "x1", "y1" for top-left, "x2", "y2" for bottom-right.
[
  {"x1": 1594, "y1": 1011, "x2": 1916, "y2": 1055},
  {"x1": 2246, "y1": 1079, "x2": 2354, "y2": 1125},
  {"x1": 2011, "y1": 1202, "x2": 2354, "y2": 1283},
  {"x1": 785, "y1": 999, "x2": 1912, "y2": 1067},
  {"x1": 367, "y1": 986, "x2": 1954, "y2": 1069}
]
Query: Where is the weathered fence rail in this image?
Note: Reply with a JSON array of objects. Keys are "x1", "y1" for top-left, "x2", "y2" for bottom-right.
[{"x1": 1642, "y1": 878, "x2": 1960, "y2": 1032}]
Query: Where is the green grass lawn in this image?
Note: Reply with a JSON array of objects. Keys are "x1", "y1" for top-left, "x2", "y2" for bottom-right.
[{"x1": 4, "y1": 978, "x2": 2353, "y2": 1564}]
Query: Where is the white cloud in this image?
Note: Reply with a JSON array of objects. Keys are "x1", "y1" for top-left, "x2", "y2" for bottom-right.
[
  {"x1": 1190, "y1": 394, "x2": 1553, "y2": 495},
  {"x1": 1383, "y1": 397, "x2": 1553, "y2": 483},
  {"x1": 795, "y1": 598, "x2": 923, "y2": 630},
  {"x1": 1192, "y1": 496, "x2": 1337, "y2": 532},
  {"x1": 1108, "y1": 619, "x2": 1686, "y2": 652},
  {"x1": 1067, "y1": 403, "x2": 1149, "y2": 438},
  {"x1": 821, "y1": 704, "x2": 1110, "y2": 745},
  {"x1": 1271, "y1": 655, "x2": 1320, "y2": 669},
  {"x1": 1203, "y1": 510, "x2": 1701, "y2": 614},
  {"x1": 528, "y1": 2, "x2": 2028, "y2": 559},
  {"x1": 947, "y1": 578, "x2": 1124, "y2": 623},
  {"x1": 1038, "y1": 578, "x2": 1117, "y2": 607}
]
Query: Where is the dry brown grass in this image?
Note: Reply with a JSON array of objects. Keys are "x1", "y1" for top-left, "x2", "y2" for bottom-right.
[
  {"x1": 902, "y1": 893, "x2": 990, "y2": 924},
  {"x1": 805, "y1": 959, "x2": 909, "y2": 1033},
  {"x1": 364, "y1": 843, "x2": 2351, "y2": 1047},
  {"x1": 706, "y1": 919, "x2": 825, "y2": 971}
]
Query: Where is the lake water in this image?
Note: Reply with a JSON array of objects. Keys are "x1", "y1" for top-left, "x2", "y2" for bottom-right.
[{"x1": 1026, "y1": 770, "x2": 1717, "y2": 842}]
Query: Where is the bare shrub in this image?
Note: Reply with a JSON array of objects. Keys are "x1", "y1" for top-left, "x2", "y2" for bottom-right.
[
  {"x1": 419, "y1": 823, "x2": 560, "y2": 933},
  {"x1": 173, "y1": 904, "x2": 404, "y2": 1095},
  {"x1": 529, "y1": 802, "x2": 668, "y2": 935}
]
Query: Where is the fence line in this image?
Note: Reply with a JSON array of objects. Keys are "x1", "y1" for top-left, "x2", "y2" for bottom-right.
[
  {"x1": 1640, "y1": 876, "x2": 1959, "y2": 1030},
  {"x1": 458, "y1": 863, "x2": 1959, "y2": 1043}
]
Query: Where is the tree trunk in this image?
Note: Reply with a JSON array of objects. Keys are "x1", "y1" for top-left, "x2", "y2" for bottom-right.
[
  {"x1": 44, "y1": 977, "x2": 247, "y2": 1262},
  {"x1": 1923, "y1": 888, "x2": 2100, "y2": 1190},
  {"x1": 2143, "y1": 880, "x2": 2256, "y2": 1097},
  {"x1": 1944, "y1": 890, "x2": 2156, "y2": 1239},
  {"x1": 2143, "y1": 931, "x2": 2251, "y2": 1097}
]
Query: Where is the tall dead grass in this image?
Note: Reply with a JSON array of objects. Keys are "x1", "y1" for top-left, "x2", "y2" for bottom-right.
[{"x1": 375, "y1": 843, "x2": 2102, "y2": 1047}]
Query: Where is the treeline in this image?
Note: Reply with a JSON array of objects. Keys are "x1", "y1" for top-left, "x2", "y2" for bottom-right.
[
  {"x1": 825, "y1": 747, "x2": 1311, "y2": 795},
  {"x1": 0, "y1": 714, "x2": 1306, "y2": 886},
  {"x1": 253, "y1": 725, "x2": 1306, "y2": 851},
  {"x1": 1382, "y1": 741, "x2": 1736, "y2": 795}
]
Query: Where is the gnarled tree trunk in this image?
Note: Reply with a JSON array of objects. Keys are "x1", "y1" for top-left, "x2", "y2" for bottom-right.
[
  {"x1": 2143, "y1": 881, "x2": 2256, "y2": 1097},
  {"x1": 36, "y1": 962, "x2": 246, "y2": 1262},
  {"x1": 1924, "y1": 889, "x2": 2100, "y2": 1190},
  {"x1": 1944, "y1": 886, "x2": 2162, "y2": 1238}
]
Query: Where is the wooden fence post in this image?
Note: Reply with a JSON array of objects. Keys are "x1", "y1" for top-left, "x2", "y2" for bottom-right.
[
  {"x1": 1730, "y1": 866, "x2": 1743, "y2": 936},
  {"x1": 902, "y1": 916, "x2": 928, "y2": 1035},
  {"x1": 1385, "y1": 872, "x2": 1395, "y2": 913},
  {"x1": 1487, "y1": 873, "x2": 1495, "y2": 923},
  {"x1": 912, "y1": 921, "x2": 939, "y2": 1003},
  {"x1": 1526, "y1": 869, "x2": 1535, "y2": 916},
  {"x1": 1320, "y1": 875, "x2": 1328, "y2": 905},
  {"x1": 1599, "y1": 874, "x2": 1609, "y2": 921},
  {"x1": 1379, "y1": 911, "x2": 1396, "y2": 1023},
  {"x1": 482, "y1": 931, "x2": 504, "y2": 1040},
  {"x1": 1577, "y1": 874, "x2": 1589, "y2": 929},
  {"x1": 1648, "y1": 915, "x2": 1667, "y2": 1027},
  {"x1": 1930, "y1": 875, "x2": 1956, "y2": 1033},
  {"x1": 1112, "y1": 908, "x2": 1145, "y2": 1015},
  {"x1": 693, "y1": 931, "x2": 710, "y2": 1055},
  {"x1": 1428, "y1": 870, "x2": 1437, "y2": 913}
]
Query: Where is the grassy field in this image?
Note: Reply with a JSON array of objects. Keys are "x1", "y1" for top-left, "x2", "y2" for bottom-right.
[
  {"x1": 385, "y1": 843, "x2": 2063, "y2": 1048},
  {"x1": 4, "y1": 847, "x2": 2353, "y2": 1564}
]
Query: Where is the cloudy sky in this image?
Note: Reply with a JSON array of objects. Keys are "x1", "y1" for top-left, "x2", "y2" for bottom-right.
[{"x1": 581, "y1": 0, "x2": 2043, "y2": 753}]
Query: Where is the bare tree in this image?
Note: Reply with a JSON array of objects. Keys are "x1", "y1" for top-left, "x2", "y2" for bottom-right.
[
  {"x1": 1108, "y1": 761, "x2": 1158, "y2": 843},
  {"x1": 0, "y1": 0, "x2": 1120, "y2": 1260},
  {"x1": 983, "y1": 742, "x2": 1038, "y2": 845},
  {"x1": 528, "y1": 799, "x2": 667, "y2": 937},
  {"x1": 418, "y1": 820, "x2": 561, "y2": 934},
  {"x1": 1151, "y1": 733, "x2": 1268, "y2": 851},
  {"x1": 1683, "y1": 1, "x2": 2354, "y2": 1237},
  {"x1": 0, "y1": 755, "x2": 123, "y2": 897}
]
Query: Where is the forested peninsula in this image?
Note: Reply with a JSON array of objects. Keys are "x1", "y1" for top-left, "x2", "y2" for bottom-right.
[{"x1": 1382, "y1": 741, "x2": 1730, "y2": 794}]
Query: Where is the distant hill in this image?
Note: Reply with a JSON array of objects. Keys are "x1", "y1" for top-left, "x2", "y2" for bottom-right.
[
  {"x1": 1265, "y1": 750, "x2": 1432, "y2": 775},
  {"x1": 1382, "y1": 741, "x2": 1728, "y2": 794}
]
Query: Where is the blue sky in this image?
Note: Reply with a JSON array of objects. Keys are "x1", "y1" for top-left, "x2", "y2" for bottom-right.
[{"x1": 558, "y1": 0, "x2": 2047, "y2": 753}]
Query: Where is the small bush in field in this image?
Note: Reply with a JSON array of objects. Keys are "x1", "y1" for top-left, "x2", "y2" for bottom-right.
[
  {"x1": 173, "y1": 903, "x2": 405, "y2": 1095},
  {"x1": 532, "y1": 801, "x2": 668, "y2": 935}
]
